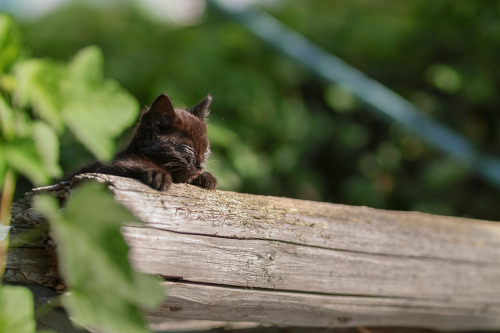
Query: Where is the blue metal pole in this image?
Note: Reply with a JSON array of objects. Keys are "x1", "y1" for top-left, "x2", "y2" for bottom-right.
[{"x1": 208, "y1": 1, "x2": 500, "y2": 189}]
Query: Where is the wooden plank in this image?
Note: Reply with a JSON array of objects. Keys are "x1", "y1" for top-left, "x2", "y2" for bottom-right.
[
  {"x1": 153, "y1": 281, "x2": 500, "y2": 330},
  {"x1": 107, "y1": 174, "x2": 500, "y2": 264},
  {"x1": 123, "y1": 226, "x2": 500, "y2": 303},
  {"x1": 5, "y1": 173, "x2": 500, "y2": 331}
]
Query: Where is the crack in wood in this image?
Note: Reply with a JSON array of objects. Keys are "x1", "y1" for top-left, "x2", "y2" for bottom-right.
[
  {"x1": 126, "y1": 225, "x2": 499, "y2": 267},
  {"x1": 158, "y1": 278, "x2": 500, "y2": 308}
]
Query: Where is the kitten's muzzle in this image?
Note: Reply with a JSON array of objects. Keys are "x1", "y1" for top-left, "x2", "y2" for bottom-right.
[{"x1": 195, "y1": 161, "x2": 205, "y2": 170}]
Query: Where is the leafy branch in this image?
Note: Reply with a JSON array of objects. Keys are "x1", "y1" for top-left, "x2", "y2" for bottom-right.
[{"x1": 0, "y1": 13, "x2": 163, "y2": 333}]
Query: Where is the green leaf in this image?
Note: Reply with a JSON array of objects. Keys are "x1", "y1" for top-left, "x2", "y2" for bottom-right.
[
  {"x1": 13, "y1": 46, "x2": 139, "y2": 161},
  {"x1": 0, "y1": 285, "x2": 36, "y2": 333},
  {"x1": 324, "y1": 84, "x2": 357, "y2": 112},
  {"x1": 62, "y1": 46, "x2": 139, "y2": 161},
  {"x1": 34, "y1": 182, "x2": 164, "y2": 333},
  {"x1": 0, "y1": 14, "x2": 23, "y2": 74},
  {"x1": 68, "y1": 44, "x2": 102, "y2": 84},
  {"x1": 425, "y1": 64, "x2": 462, "y2": 94},
  {"x1": 4, "y1": 137, "x2": 50, "y2": 185},
  {"x1": 33, "y1": 121, "x2": 62, "y2": 178},
  {"x1": 14, "y1": 59, "x2": 65, "y2": 131}
]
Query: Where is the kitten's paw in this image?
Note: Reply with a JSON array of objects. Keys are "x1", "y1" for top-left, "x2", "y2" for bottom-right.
[
  {"x1": 190, "y1": 172, "x2": 217, "y2": 189},
  {"x1": 143, "y1": 169, "x2": 172, "y2": 191}
]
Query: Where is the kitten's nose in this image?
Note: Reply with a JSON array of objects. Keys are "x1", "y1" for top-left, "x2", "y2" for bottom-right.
[{"x1": 196, "y1": 161, "x2": 205, "y2": 170}]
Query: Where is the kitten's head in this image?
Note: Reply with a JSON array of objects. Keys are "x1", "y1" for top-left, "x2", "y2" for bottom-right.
[{"x1": 132, "y1": 93, "x2": 212, "y2": 183}]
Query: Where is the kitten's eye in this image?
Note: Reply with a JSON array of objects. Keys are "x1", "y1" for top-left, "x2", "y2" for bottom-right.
[
  {"x1": 181, "y1": 144, "x2": 195, "y2": 156},
  {"x1": 154, "y1": 120, "x2": 164, "y2": 128}
]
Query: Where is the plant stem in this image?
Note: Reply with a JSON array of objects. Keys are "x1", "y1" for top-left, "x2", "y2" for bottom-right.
[
  {"x1": 0, "y1": 168, "x2": 16, "y2": 278},
  {"x1": 0, "y1": 169, "x2": 15, "y2": 224}
]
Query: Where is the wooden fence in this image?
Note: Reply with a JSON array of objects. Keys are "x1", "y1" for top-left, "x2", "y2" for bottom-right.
[{"x1": 5, "y1": 173, "x2": 500, "y2": 331}]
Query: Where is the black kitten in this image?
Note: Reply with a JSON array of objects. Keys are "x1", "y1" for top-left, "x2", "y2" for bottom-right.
[{"x1": 74, "y1": 93, "x2": 217, "y2": 191}]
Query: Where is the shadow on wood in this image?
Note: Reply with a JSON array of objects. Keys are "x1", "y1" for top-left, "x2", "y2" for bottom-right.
[{"x1": 5, "y1": 173, "x2": 500, "y2": 331}]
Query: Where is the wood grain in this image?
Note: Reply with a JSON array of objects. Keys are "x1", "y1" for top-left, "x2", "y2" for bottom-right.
[{"x1": 5, "y1": 173, "x2": 500, "y2": 331}]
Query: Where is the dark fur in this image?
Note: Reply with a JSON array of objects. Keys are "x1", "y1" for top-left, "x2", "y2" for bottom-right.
[{"x1": 74, "y1": 94, "x2": 217, "y2": 191}]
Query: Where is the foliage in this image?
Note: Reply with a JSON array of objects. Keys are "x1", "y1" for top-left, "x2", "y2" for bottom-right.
[
  {"x1": 12, "y1": 45, "x2": 138, "y2": 163},
  {"x1": 0, "y1": 1, "x2": 498, "y2": 330},
  {"x1": 0, "y1": 286, "x2": 37, "y2": 333},
  {"x1": 0, "y1": 13, "x2": 161, "y2": 332},
  {"x1": 18, "y1": 0, "x2": 500, "y2": 220},
  {"x1": 35, "y1": 182, "x2": 164, "y2": 333}
]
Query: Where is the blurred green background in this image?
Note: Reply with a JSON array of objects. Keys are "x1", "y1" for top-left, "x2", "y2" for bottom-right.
[{"x1": 3, "y1": 0, "x2": 500, "y2": 220}]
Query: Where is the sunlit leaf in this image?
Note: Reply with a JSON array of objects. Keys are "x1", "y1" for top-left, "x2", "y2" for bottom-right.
[
  {"x1": 14, "y1": 59, "x2": 64, "y2": 130},
  {"x1": 68, "y1": 44, "x2": 102, "y2": 84},
  {"x1": 4, "y1": 137, "x2": 50, "y2": 185},
  {"x1": 425, "y1": 64, "x2": 462, "y2": 94},
  {"x1": 14, "y1": 46, "x2": 139, "y2": 161},
  {"x1": 33, "y1": 121, "x2": 62, "y2": 178},
  {"x1": 62, "y1": 46, "x2": 139, "y2": 161},
  {"x1": 0, "y1": 14, "x2": 23, "y2": 74},
  {"x1": 324, "y1": 84, "x2": 357, "y2": 112},
  {"x1": 34, "y1": 182, "x2": 164, "y2": 333},
  {"x1": 9, "y1": 105, "x2": 33, "y2": 138},
  {"x1": 0, "y1": 285, "x2": 36, "y2": 333}
]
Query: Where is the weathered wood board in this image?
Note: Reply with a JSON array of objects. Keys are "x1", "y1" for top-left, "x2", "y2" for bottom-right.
[{"x1": 5, "y1": 173, "x2": 500, "y2": 331}]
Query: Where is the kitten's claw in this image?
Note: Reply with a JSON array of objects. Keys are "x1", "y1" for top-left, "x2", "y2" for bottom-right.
[
  {"x1": 143, "y1": 169, "x2": 172, "y2": 191},
  {"x1": 190, "y1": 172, "x2": 217, "y2": 189}
]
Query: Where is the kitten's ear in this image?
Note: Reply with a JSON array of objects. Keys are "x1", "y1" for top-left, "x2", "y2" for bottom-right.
[
  {"x1": 149, "y1": 94, "x2": 176, "y2": 120},
  {"x1": 188, "y1": 95, "x2": 212, "y2": 121}
]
